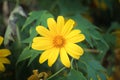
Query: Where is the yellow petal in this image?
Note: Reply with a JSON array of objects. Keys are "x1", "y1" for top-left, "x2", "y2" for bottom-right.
[
  {"x1": 0, "y1": 63, "x2": 5, "y2": 72},
  {"x1": 39, "y1": 49, "x2": 52, "y2": 63},
  {"x1": 67, "y1": 34, "x2": 85, "y2": 43},
  {"x1": 33, "y1": 37, "x2": 50, "y2": 43},
  {"x1": 60, "y1": 48, "x2": 70, "y2": 68},
  {"x1": 0, "y1": 36, "x2": 3, "y2": 46},
  {"x1": 66, "y1": 30, "x2": 81, "y2": 38},
  {"x1": 48, "y1": 48, "x2": 59, "y2": 67},
  {"x1": 61, "y1": 19, "x2": 75, "y2": 35},
  {"x1": 65, "y1": 43, "x2": 84, "y2": 59},
  {"x1": 0, "y1": 58, "x2": 10, "y2": 64},
  {"x1": 47, "y1": 18, "x2": 57, "y2": 33},
  {"x1": 36, "y1": 26, "x2": 50, "y2": 37},
  {"x1": 0, "y1": 49, "x2": 11, "y2": 57},
  {"x1": 57, "y1": 16, "x2": 64, "y2": 33},
  {"x1": 32, "y1": 37, "x2": 53, "y2": 50}
]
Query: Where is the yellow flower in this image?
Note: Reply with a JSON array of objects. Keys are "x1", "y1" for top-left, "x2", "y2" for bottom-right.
[
  {"x1": 32, "y1": 16, "x2": 85, "y2": 68},
  {"x1": 0, "y1": 36, "x2": 11, "y2": 72}
]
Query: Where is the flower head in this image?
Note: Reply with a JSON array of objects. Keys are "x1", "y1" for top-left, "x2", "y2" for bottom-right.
[
  {"x1": 0, "y1": 36, "x2": 11, "y2": 72},
  {"x1": 32, "y1": 16, "x2": 85, "y2": 68}
]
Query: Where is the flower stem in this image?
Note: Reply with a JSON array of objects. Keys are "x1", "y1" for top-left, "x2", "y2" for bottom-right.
[
  {"x1": 84, "y1": 48, "x2": 99, "y2": 53},
  {"x1": 71, "y1": 58, "x2": 74, "y2": 69},
  {"x1": 47, "y1": 67, "x2": 66, "y2": 80},
  {"x1": 16, "y1": 25, "x2": 21, "y2": 47}
]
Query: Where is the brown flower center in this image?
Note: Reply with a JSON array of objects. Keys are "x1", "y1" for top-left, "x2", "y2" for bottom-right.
[{"x1": 53, "y1": 35, "x2": 65, "y2": 48}]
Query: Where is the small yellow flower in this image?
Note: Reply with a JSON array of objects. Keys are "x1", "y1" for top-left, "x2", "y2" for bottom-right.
[
  {"x1": 0, "y1": 36, "x2": 11, "y2": 72},
  {"x1": 32, "y1": 16, "x2": 85, "y2": 68}
]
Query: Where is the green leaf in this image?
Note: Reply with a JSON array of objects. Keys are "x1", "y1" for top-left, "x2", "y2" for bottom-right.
[
  {"x1": 17, "y1": 47, "x2": 31, "y2": 64},
  {"x1": 27, "y1": 50, "x2": 41, "y2": 66},
  {"x1": 93, "y1": 39, "x2": 109, "y2": 60},
  {"x1": 22, "y1": 11, "x2": 42, "y2": 30},
  {"x1": 89, "y1": 29, "x2": 102, "y2": 40},
  {"x1": 17, "y1": 47, "x2": 41, "y2": 65},
  {"x1": 72, "y1": 14, "x2": 102, "y2": 47},
  {"x1": 22, "y1": 10, "x2": 54, "y2": 43},
  {"x1": 103, "y1": 33, "x2": 116, "y2": 47},
  {"x1": 22, "y1": 10, "x2": 53, "y2": 30},
  {"x1": 38, "y1": 11, "x2": 54, "y2": 27},
  {"x1": 107, "y1": 22, "x2": 120, "y2": 33},
  {"x1": 78, "y1": 53, "x2": 107, "y2": 80},
  {"x1": 83, "y1": 30, "x2": 93, "y2": 47},
  {"x1": 58, "y1": 0, "x2": 88, "y2": 15},
  {"x1": 72, "y1": 14, "x2": 109, "y2": 60},
  {"x1": 22, "y1": 27, "x2": 37, "y2": 43},
  {"x1": 67, "y1": 69, "x2": 87, "y2": 80}
]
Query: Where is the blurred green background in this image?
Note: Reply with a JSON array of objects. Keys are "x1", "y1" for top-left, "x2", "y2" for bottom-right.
[{"x1": 0, "y1": 0, "x2": 120, "y2": 80}]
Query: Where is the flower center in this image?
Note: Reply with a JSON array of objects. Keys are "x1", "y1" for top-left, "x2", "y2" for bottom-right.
[{"x1": 53, "y1": 35, "x2": 65, "y2": 48}]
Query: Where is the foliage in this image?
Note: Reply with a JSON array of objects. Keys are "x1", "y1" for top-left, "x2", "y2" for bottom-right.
[{"x1": 0, "y1": 0, "x2": 120, "y2": 80}]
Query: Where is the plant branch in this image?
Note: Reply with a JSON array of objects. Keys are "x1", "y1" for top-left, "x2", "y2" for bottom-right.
[
  {"x1": 71, "y1": 58, "x2": 74, "y2": 69},
  {"x1": 47, "y1": 67, "x2": 66, "y2": 80},
  {"x1": 84, "y1": 48, "x2": 99, "y2": 53}
]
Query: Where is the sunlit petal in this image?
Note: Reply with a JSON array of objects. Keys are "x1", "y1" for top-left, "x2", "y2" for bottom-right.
[
  {"x1": 57, "y1": 16, "x2": 64, "y2": 33},
  {"x1": 0, "y1": 63, "x2": 5, "y2": 72},
  {"x1": 48, "y1": 48, "x2": 59, "y2": 67},
  {"x1": 66, "y1": 30, "x2": 81, "y2": 38},
  {"x1": 32, "y1": 37, "x2": 53, "y2": 50},
  {"x1": 0, "y1": 36, "x2": 3, "y2": 46},
  {"x1": 33, "y1": 37, "x2": 50, "y2": 43},
  {"x1": 61, "y1": 19, "x2": 75, "y2": 35},
  {"x1": 0, "y1": 58, "x2": 10, "y2": 64},
  {"x1": 47, "y1": 18, "x2": 57, "y2": 33},
  {"x1": 0, "y1": 49, "x2": 11, "y2": 57},
  {"x1": 67, "y1": 34, "x2": 85, "y2": 43},
  {"x1": 39, "y1": 49, "x2": 52, "y2": 63},
  {"x1": 60, "y1": 48, "x2": 70, "y2": 68},
  {"x1": 36, "y1": 26, "x2": 50, "y2": 37},
  {"x1": 65, "y1": 43, "x2": 84, "y2": 59}
]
